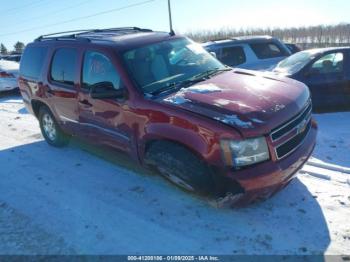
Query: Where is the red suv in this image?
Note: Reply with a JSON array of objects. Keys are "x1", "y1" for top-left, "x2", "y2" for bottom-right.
[{"x1": 19, "y1": 27, "x2": 317, "y2": 206}]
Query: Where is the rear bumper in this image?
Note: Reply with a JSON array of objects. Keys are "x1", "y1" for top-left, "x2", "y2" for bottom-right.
[{"x1": 227, "y1": 121, "x2": 317, "y2": 206}]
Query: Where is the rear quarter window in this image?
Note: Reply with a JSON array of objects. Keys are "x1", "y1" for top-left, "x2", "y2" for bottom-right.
[
  {"x1": 20, "y1": 46, "x2": 48, "y2": 79},
  {"x1": 250, "y1": 42, "x2": 286, "y2": 59}
]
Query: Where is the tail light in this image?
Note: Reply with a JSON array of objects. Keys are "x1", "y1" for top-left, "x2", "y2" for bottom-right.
[{"x1": 0, "y1": 71, "x2": 15, "y2": 78}]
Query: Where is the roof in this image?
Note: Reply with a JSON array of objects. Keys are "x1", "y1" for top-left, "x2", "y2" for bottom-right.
[
  {"x1": 202, "y1": 35, "x2": 277, "y2": 47},
  {"x1": 33, "y1": 27, "x2": 181, "y2": 52},
  {"x1": 308, "y1": 46, "x2": 350, "y2": 53},
  {"x1": 35, "y1": 27, "x2": 151, "y2": 41},
  {"x1": 292, "y1": 46, "x2": 350, "y2": 57}
]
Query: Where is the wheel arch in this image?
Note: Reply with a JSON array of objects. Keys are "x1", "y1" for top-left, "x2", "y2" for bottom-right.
[
  {"x1": 31, "y1": 99, "x2": 50, "y2": 118},
  {"x1": 144, "y1": 138, "x2": 208, "y2": 165},
  {"x1": 141, "y1": 131, "x2": 244, "y2": 197},
  {"x1": 139, "y1": 123, "x2": 216, "y2": 166}
]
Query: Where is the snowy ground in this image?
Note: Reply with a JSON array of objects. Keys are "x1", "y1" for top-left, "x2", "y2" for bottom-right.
[{"x1": 0, "y1": 93, "x2": 349, "y2": 255}]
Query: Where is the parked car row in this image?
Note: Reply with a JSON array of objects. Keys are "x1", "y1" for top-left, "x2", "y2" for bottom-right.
[
  {"x1": 18, "y1": 27, "x2": 317, "y2": 206},
  {"x1": 202, "y1": 36, "x2": 349, "y2": 112}
]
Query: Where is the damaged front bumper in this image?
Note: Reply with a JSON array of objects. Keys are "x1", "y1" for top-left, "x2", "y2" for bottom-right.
[{"x1": 218, "y1": 122, "x2": 317, "y2": 207}]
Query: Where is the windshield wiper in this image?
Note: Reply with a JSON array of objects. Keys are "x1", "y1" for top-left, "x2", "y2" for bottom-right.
[
  {"x1": 149, "y1": 67, "x2": 231, "y2": 96},
  {"x1": 149, "y1": 77, "x2": 205, "y2": 96},
  {"x1": 149, "y1": 82, "x2": 181, "y2": 96},
  {"x1": 191, "y1": 67, "x2": 231, "y2": 80}
]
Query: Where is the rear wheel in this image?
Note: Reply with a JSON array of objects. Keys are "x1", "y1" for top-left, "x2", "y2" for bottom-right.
[
  {"x1": 145, "y1": 141, "x2": 214, "y2": 195},
  {"x1": 39, "y1": 106, "x2": 69, "y2": 147}
]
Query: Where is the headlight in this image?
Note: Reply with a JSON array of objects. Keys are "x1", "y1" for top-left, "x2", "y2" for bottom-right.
[{"x1": 221, "y1": 137, "x2": 270, "y2": 168}]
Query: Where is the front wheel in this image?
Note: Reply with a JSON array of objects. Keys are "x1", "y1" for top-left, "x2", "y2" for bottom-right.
[
  {"x1": 39, "y1": 106, "x2": 69, "y2": 147},
  {"x1": 145, "y1": 141, "x2": 215, "y2": 195}
]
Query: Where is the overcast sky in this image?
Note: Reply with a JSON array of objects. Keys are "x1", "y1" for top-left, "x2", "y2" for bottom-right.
[{"x1": 1, "y1": 0, "x2": 349, "y2": 49}]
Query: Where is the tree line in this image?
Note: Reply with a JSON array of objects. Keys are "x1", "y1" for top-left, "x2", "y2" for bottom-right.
[
  {"x1": 2, "y1": 24, "x2": 350, "y2": 54},
  {"x1": 186, "y1": 23, "x2": 350, "y2": 49},
  {"x1": 0, "y1": 42, "x2": 25, "y2": 55}
]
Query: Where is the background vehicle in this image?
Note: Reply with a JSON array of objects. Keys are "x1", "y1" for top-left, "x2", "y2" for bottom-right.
[
  {"x1": 273, "y1": 47, "x2": 350, "y2": 112},
  {"x1": 0, "y1": 60, "x2": 19, "y2": 92},
  {"x1": 2, "y1": 54, "x2": 22, "y2": 62},
  {"x1": 19, "y1": 28, "x2": 316, "y2": 206},
  {"x1": 203, "y1": 36, "x2": 291, "y2": 70},
  {"x1": 284, "y1": 43, "x2": 302, "y2": 54}
]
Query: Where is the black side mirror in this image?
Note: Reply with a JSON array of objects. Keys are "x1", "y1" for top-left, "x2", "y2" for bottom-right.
[{"x1": 90, "y1": 81, "x2": 125, "y2": 99}]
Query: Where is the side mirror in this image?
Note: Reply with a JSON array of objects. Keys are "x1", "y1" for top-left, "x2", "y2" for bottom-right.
[
  {"x1": 90, "y1": 81, "x2": 126, "y2": 99},
  {"x1": 210, "y1": 52, "x2": 217, "y2": 58}
]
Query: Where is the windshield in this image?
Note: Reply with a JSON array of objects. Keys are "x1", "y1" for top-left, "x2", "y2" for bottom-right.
[
  {"x1": 274, "y1": 49, "x2": 321, "y2": 74},
  {"x1": 123, "y1": 38, "x2": 226, "y2": 95}
]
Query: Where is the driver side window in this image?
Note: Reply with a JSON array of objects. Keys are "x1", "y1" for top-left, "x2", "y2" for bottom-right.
[
  {"x1": 82, "y1": 51, "x2": 122, "y2": 91},
  {"x1": 310, "y1": 52, "x2": 343, "y2": 74}
]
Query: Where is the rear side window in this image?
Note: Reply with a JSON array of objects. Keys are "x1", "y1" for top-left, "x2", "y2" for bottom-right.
[
  {"x1": 20, "y1": 46, "x2": 48, "y2": 79},
  {"x1": 250, "y1": 42, "x2": 285, "y2": 59},
  {"x1": 218, "y1": 46, "x2": 246, "y2": 66},
  {"x1": 50, "y1": 48, "x2": 78, "y2": 86}
]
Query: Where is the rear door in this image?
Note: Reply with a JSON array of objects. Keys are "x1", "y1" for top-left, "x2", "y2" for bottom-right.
[
  {"x1": 77, "y1": 50, "x2": 131, "y2": 151},
  {"x1": 47, "y1": 47, "x2": 79, "y2": 133},
  {"x1": 301, "y1": 51, "x2": 347, "y2": 110}
]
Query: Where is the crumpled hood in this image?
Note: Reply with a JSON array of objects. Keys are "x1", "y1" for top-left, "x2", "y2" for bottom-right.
[{"x1": 161, "y1": 69, "x2": 310, "y2": 137}]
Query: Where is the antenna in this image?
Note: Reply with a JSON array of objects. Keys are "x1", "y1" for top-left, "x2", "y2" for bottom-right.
[{"x1": 168, "y1": 0, "x2": 175, "y2": 36}]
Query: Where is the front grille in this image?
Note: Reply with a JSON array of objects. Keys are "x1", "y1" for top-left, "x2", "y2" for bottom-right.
[
  {"x1": 270, "y1": 100, "x2": 312, "y2": 159},
  {"x1": 271, "y1": 100, "x2": 312, "y2": 141},
  {"x1": 275, "y1": 120, "x2": 311, "y2": 159}
]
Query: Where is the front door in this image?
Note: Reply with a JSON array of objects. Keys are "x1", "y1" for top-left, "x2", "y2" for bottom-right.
[
  {"x1": 303, "y1": 51, "x2": 347, "y2": 110},
  {"x1": 77, "y1": 50, "x2": 131, "y2": 152}
]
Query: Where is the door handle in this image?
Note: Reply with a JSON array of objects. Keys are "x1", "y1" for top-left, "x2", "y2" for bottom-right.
[{"x1": 79, "y1": 99, "x2": 92, "y2": 107}]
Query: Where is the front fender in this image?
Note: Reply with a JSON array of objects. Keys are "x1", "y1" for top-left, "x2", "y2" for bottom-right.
[{"x1": 138, "y1": 122, "x2": 220, "y2": 165}]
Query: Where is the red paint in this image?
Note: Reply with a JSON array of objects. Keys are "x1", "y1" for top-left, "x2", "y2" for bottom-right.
[{"x1": 19, "y1": 32, "x2": 317, "y2": 204}]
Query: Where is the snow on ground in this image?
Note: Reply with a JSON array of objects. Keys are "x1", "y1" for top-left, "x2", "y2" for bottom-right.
[{"x1": 0, "y1": 93, "x2": 349, "y2": 255}]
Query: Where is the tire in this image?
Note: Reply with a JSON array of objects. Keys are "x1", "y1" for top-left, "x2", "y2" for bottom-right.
[
  {"x1": 145, "y1": 141, "x2": 214, "y2": 195},
  {"x1": 38, "y1": 106, "x2": 70, "y2": 147}
]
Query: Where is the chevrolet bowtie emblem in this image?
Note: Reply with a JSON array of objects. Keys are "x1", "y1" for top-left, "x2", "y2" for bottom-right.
[{"x1": 297, "y1": 119, "x2": 308, "y2": 134}]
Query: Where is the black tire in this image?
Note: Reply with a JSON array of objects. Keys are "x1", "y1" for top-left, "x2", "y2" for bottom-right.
[
  {"x1": 145, "y1": 141, "x2": 214, "y2": 195},
  {"x1": 38, "y1": 106, "x2": 70, "y2": 147}
]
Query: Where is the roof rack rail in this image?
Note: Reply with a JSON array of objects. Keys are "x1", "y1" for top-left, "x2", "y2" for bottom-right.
[
  {"x1": 92, "y1": 27, "x2": 153, "y2": 33},
  {"x1": 35, "y1": 27, "x2": 153, "y2": 42},
  {"x1": 231, "y1": 35, "x2": 273, "y2": 40},
  {"x1": 208, "y1": 37, "x2": 232, "y2": 42}
]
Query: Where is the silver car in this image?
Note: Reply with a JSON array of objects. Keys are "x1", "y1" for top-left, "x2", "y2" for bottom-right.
[{"x1": 203, "y1": 35, "x2": 291, "y2": 70}]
